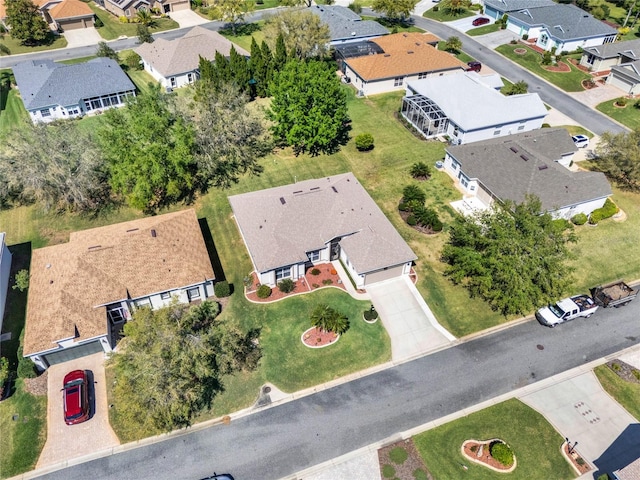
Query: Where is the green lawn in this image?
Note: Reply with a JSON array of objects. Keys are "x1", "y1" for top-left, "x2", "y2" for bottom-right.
[
  {"x1": 0, "y1": 380, "x2": 47, "y2": 479},
  {"x1": 467, "y1": 23, "x2": 501, "y2": 36},
  {"x1": 436, "y1": 41, "x2": 475, "y2": 64},
  {"x1": 0, "y1": 70, "x2": 29, "y2": 140},
  {"x1": 59, "y1": 55, "x2": 98, "y2": 65},
  {"x1": 414, "y1": 399, "x2": 575, "y2": 480},
  {"x1": 594, "y1": 364, "x2": 640, "y2": 421},
  {"x1": 596, "y1": 98, "x2": 640, "y2": 130},
  {"x1": 0, "y1": 34, "x2": 67, "y2": 55},
  {"x1": 89, "y1": 3, "x2": 179, "y2": 40},
  {"x1": 219, "y1": 21, "x2": 265, "y2": 52},
  {"x1": 423, "y1": 8, "x2": 474, "y2": 22},
  {"x1": 496, "y1": 44, "x2": 592, "y2": 92}
]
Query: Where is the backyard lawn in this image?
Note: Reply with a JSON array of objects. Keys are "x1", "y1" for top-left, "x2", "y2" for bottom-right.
[
  {"x1": 89, "y1": 2, "x2": 179, "y2": 40},
  {"x1": 596, "y1": 98, "x2": 640, "y2": 130},
  {"x1": 0, "y1": 70, "x2": 28, "y2": 140},
  {"x1": 496, "y1": 44, "x2": 592, "y2": 92},
  {"x1": 594, "y1": 364, "x2": 640, "y2": 421},
  {"x1": 0, "y1": 34, "x2": 67, "y2": 55},
  {"x1": 414, "y1": 399, "x2": 576, "y2": 480},
  {"x1": 423, "y1": 8, "x2": 474, "y2": 22}
]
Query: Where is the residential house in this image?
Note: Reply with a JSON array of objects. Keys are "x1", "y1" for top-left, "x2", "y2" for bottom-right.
[
  {"x1": 444, "y1": 128, "x2": 612, "y2": 219},
  {"x1": 0, "y1": 233, "x2": 11, "y2": 332},
  {"x1": 506, "y1": 4, "x2": 617, "y2": 52},
  {"x1": 607, "y1": 60, "x2": 640, "y2": 94},
  {"x1": 0, "y1": 0, "x2": 94, "y2": 30},
  {"x1": 401, "y1": 72, "x2": 547, "y2": 144},
  {"x1": 482, "y1": 0, "x2": 555, "y2": 21},
  {"x1": 135, "y1": 26, "x2": 249, "y2": 90},
  {"x1": 338, "y1": 32, "x2": 468, "y2": 96},
  {"x1": 12, "y1": 57, "x2": 136, "y2": 124},
  {"x1": 22, "y1": 210, "x2": 215, "y2": 371},
  {"x1": 580, "y1": 38, "x2": 640, "y2": 94},
  {"x1": 101, "y1": 0, "x2": 188, "y2": 20},
  {"x1": 229, "y1": 173, "x2": 417, "y2": 289},
  {"x1": 613, "y1": 456, "x2": 640, "y2": 480},
  {"x1": 309, "y1": 4, "x2": 388, "y2": 45}
]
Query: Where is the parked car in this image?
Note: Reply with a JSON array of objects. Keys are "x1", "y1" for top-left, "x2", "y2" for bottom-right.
[
  {"x1": 536, "y1": 295, "x2": 598, "y2": 327},
  {"x1": 572, "y1": 134, "x2": 589, "y2": 148},
  {"x1": 199, "y1": 475, "x2": 234, "y2": 480},
  {"x1": 63, "y1": 370, "x2": 90, "y2": 425},
  {"x1": 472, "y1": 17, "x2": 490, "y2": 26},
  {"x1": 466, "y1": 61, "x2": 482, "y2": 72}
]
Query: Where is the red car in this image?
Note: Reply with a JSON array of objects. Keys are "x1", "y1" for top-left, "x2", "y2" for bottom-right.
[
  {"x1": 63, "y1": 370, "x2": 89, "y2": 425},
  {"x1": 472, "y1": 17, "x2": 490, "y2": 26}
]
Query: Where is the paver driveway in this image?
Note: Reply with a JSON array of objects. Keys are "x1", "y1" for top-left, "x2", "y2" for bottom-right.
[
  {"x1": 37, "y1": 352, "x2": 119, "y2": 469},
  {"x1": 367, "y1": 276, "x2": 454, "y2": 361}
]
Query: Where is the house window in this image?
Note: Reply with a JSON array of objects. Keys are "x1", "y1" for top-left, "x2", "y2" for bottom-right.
[
  {"x1": 187, "y1": 73, "x2": 193, "y2": 83},
  {"x1": 135, "y1": 298, "x2": 151, "y2": 308},
  {"x1": 187, "y1": 287, "x2": 201, "y2": 301},
  {"x1": 586, "y1": 54, "x2": 595, "y2": 65},
  {"x1": 108, "y1": 307, "x2": 126, "y2": 323},
  {"x1": 494, "y1": 129, "x2": 501, "y2": 136},
  {"x1": 170, "y1": 77, "x2": 177, "y2": 88},
  {"x1": 91, "y1": 99, "x2": 102, "y2": 110},
  {"x1": 275, "y1": 267, "x2": 291, "y2": 281},
  {"x1": 517, "y1": 125, "x2": 525, "y2": 131},
  {"x1": 40, "y1": 108, "x2": 51, "y2": 117},
  {"x1": 459, "y1": 174, "x2": 469, "y2": 188},
  {"x1": 125, "y1": 8, "x2": 131, "y2": 16},
  {"x1": 307, "y1": 250, "x2": 320, "y2": 262},
  {"x1": 539, "y1": 34, "x2": 548, "y2": 46},
  {"x1": 393, "y1": 77, "x2": 404, "y2": 87},
  {"x1": 418, "y1": 72, "x2": 428, "y2": 79},
  {"x1": 160, "y1": 292, "x2": 171, "y2": 300}
]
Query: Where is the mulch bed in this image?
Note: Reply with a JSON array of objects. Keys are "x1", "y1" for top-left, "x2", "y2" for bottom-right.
[
  {"x1": 514, "y1": 48, "x2": 527, "y2": 55},
  {"x1": 301, "y1": 327, "x2": 338, "y2": 347},
  {"x1": 606, "y1": 359, "x2": 640, "y2": 384},
  {"x1": 398, "y1": 210, "x2": 440, "y2": 235},
  {"x1": 462, "y1": 440, "x2": 513, "y2": 471},
  {"x1": 378, "y1": 438, "x2": 434, "y2": 480},
  {"x1": 563, "y1": 443, "x2": 591, "y2": 475},
  {"x1": 23, "y1": 371, "x2": 48, "y2": 396},
  {"x1": 542, "y1": 61, "x2": 571, "y2": 72}
]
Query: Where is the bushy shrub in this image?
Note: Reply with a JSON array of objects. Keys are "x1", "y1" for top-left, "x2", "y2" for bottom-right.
[
  {"x1": 119, "y1": 15, "x2": 129, "y2": 23},
  {"x1": 589, "y1": 199, "x2": 618, "y2": 224},
  {"x1": 322, "y1": 279, "x2": 333, "y2": 285},
  {"x1": 355, "y1": 133, "x2": 374, "y2": 151},
  {"x1": 382, "y1": 464, "x2": 395, "y2": 478},
  {"x1": 124, "y1": 51, "x2": 142, "y2": 70},
  {"x1": 278, "y1": 278, "x2": 295, "y2": 293},
  {"x1": 0, "y1": 356, "x2": 9, "y2": 387},
  {"x1": 597, "y1": 474, "x2": 610, "y2": 480},
  {"x1": 541, "y1": 123, "x2": 551, "y2": 128},
  {"x1": 243, "y1": 275, "x2": 253, "y2": 288},
  {"x1": 347, "y1": 1, "x2": 362, "y2": 13},
  {"x1": 410, "y1": 162, "x2": 431, "y2": 179},
  {"x1": 402, "y1": 185, "x2": 426, "y2": 205},
  {"x1": 490, "y1": 441, "x2": 514, "y2": 467},
  {"x1": 398, "y1": 202, "x2": 410, "y2": 212},
  {"x1": 363, "y1": 309, "x2": 378, "y2": 321},
  {"x1": 310, "y1": 268, "x2": 321, "y2": 276},
  {"x1": 615, "y1": 97, "x2": 627, "y2": 107},
  {"x1": 257, "y1": 284, "x2": 272, "y2": 299},
  {"x1": 522, "y1": 33, "x2": 529, "y2": 40},
  {"x1": 542, "y1": 51, "x2": 553, "y2": 65},
  {"x1": 415, "y1": 206, "x2": 443, "y2": 231},
  {"x1": 552, "y1": 218, "x2": 573, "y2": 231},
  {"x1": 406, "y1": 215, "x2": 417, "y2": 226},
  {"x1": 634, "y1": 99, "x2": 640, "y2": 109},
  {"x1": 17, "y1": 347, "x2": 36, "y2": 379},
  {"x1": 571, "y1": 213, "x2": 588, "y2": 225},
  {"x1": 94, "y1": 17, "x2": 104, "y2": 28},
  {"x1": 214, "y1": 280, "x2": 230, "y2": 298},
  {"x1": 389, "y1": 447, "x2": 408, "y2": 464}
]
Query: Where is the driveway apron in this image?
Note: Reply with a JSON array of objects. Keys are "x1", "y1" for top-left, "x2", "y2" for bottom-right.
[
  {"x1": 168, "y1": 10, "x2": 209, "y2": 28},
  {"x1": 519, "y1": 371, "x2": 640, "y2": 473},
  {"x1": 366, "y1": 276, "x2": 454, "y2": 362},
  {"x1": 37, "y1": 352, "x2": 120, "y2": 469}
]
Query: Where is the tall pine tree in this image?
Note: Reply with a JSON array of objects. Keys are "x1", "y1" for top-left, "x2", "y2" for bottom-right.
[
  {"x1": 249, "y1": 37, "x2": 266, "y2": 97},
  {"x1": 273, "y1": 33, "x2": 288, "y2": 72},
  {"x1": 228, "y1": 45, "x2": 250, "y2": 93},
  {"x1": 260, "y1": 40, "x2": 273, "y2": 97}
]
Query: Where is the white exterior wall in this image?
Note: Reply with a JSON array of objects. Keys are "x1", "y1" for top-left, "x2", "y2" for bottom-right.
[
  {"x1": 0, "y1": 234, "x2": 12, "y2": 331},
  {"x1": 346, "y1": 66, "x2": 464, "y2": 97},
  {"x1": 143, "y1": 61, "x2": 198, "y2": 90},
  {"x1": 553, "y1": 197, "x2": 608, "y2": 220},
  {"x1": 450, "y1": 116, "x2": 544, "y2": 145},
  {"x1": 339, "y1": 248, "x2": 366, "y2": 289}
]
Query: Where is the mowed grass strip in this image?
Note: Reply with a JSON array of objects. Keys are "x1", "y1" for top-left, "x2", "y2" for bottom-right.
[
  {"x1": 89, "y1": 2, "x2": 179, "y2": 41},
  {"x1": 596, "y1": 98, "x2": 640, "y2": 130},
  {"x1": 0, "y1": 34, "x2": 67, "y2": 55},
  {"x1": 414, "y1": 399, "x2": 575, "y2": 480},
  {"x1": 496, "y1": 44, "x2": 591, "y2": 92},
  {"x1": 0, "y1": 70, "x2": 29, "y2": 140},
  {"x1": 594, "y1": 364, "x2": 640, "y2": 422}
]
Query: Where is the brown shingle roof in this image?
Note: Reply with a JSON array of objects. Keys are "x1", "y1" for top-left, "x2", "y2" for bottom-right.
[
  {"x1": 345, "y1": 32, "x2": 467, "y2": 81},
  {"x1": 49, "y1": 0, "x2": 92, "y2": 19},
  {"x1": 135, "y1": 26, "x2": 249, "y2": 77},
  {"x1": 23, "y1": 209, "x2": 215, "y2": 356}
]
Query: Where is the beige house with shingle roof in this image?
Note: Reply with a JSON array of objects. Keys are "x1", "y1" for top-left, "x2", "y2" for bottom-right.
[
  {"x1": 341, "y1": 32, "x2": 468, "y2": 96},
  {"x1": 23, "y1": 209, "x2": 215, "y2": 371},
  {"x1": 135, "y1": 26, "x2": 249, "y2": 91},
  {"x1": 229, "y1": 173, "x2": 417, "y2": 289}
]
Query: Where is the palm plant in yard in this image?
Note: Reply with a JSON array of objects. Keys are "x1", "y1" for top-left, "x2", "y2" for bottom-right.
[
  {"x1": 310, "y1": 304, "x2": 350, "y2": 335},
  {"x1": 136, "y1": 8, "x2": 154, "y2": 27}
]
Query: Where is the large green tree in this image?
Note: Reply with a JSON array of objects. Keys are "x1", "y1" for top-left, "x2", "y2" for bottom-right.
[
  {"x1": 263, "y1": 9, "x2": 330, "y2": 59},
  {"x1": 109, "y1": 301, "x2": 261, "y2": 432},
  {"x1": 371, "y1": 0, "x2": 417, "y2": 20},
  {"x1": 5, "y1": 0, "x2": 49, "y2": 45},
  {"x1": 0, "y1": 121, "x2": 109, "y2": 212},
  {"x1": 184, "y1": 84, "x2": 271, "y2": 189},
  {"x1": 217, "y1": 0, "x2": 254, "y2": 34},
  {"x1": 594, "y1": 129, "x2": 640, "y2": 192},
  {"x1": 440, "y1": 0, "x2": 471, "y2": 16},
  {"x1": 441, "y1": 196, "x2": 576, "y2": 316},
  {"x1": 96, "y1": 86, "x2": 196, "y2": 212},
  {"x1": 268, "y1": 59, "x2": 350, "y2": 156}
]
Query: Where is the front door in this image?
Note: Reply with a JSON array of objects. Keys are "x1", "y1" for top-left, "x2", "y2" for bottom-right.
[
  {"x1": 330, "y1": 239, "x2": 341, "y2": 261},
  {"x1": 163, "y1": 3, "x2": 171, "y2": 13}
]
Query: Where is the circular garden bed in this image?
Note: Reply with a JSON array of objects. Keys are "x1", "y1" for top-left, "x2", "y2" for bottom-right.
[
  {"x1": 301, "y1": 327, "x2": 339, "y2": 348},
  {"x1": 461, "y1": 439, "x2": 517, "y2": 472}
]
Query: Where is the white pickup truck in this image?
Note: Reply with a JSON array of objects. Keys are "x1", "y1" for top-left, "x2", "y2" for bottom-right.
[{"x1": 536, "y1": 294, "x2": 598, "y2": 327}]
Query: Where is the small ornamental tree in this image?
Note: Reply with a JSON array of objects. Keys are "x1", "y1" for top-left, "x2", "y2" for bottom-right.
[
  {"x1": 257, "y1": 284, "x2": 272, "y2": 299},
  {"x1": 310, "y1": 304, "x2": 350, "y2": 334},
  {"x1": 355, "y1": 133, "x2": 374, "y2": 151},
  {"x1": 277, "y1": 278, "x2": 295, "y2": 293},
  {"x1": 214, "y1": 280, "x2": 230, "y2": 298},
  {"x1": 410, "y1": 162, "x2": 431, "y2": 179},
  {"x1": 96, "y1": 41, "x2": 119, "y2": 61},
  {"x1": 13, "y1": 269, "x2": 29, "y2": 292}
]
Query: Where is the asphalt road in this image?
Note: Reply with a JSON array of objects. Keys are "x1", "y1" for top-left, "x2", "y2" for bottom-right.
[{"x1": 37, "y1": 301, "x2": 640, "y2": 480}]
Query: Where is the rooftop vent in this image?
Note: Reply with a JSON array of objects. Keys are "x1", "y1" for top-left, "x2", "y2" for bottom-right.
[
  {"x1": 126, "y1": 228, "x2": 139, "y2": 233},
  {"x1": 384, "y1": 54, "x2": 391, "y2": 57},
  {"x1": 332, "y1": 186, "x2": 338, "y2": 193},
  {"x1": 408, "y1": 50, "x2": 414, "y2": 54},
  {"x1": 520, "y1": 154, "x2": 529, "y2": 161},
  {"x1": 510, "y1": 146, "x2": 519, "y2": 153},
  {"x1": 293, "y1": 190, "x2": 303, "y2": 194},
  {"x1": 538, "y1": 164, "x2": 548, "y2": 170},
  {"x1": 151, "y1": 229, "x2": 157, "y2": 238},
  {"x1": 88, "y1": 245, "x2": 102, "y2": 250},
  {"x1": 279, "y1": 197, "x2": 286, "y2": 205},
  {"x1": 310, "y1": 187, "x2": 320, "y2": 191}
]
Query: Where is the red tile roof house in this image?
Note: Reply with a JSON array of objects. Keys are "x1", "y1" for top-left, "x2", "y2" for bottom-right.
[
  {"x1": 22, "y1": 210, "x2": 215, "y2": 371},
  {"x1": 339, "y1": 32, "x2": 468, "y2": 96},
  {"x1": 229, "y1": 172, "x2": 417, "y2": 290}
]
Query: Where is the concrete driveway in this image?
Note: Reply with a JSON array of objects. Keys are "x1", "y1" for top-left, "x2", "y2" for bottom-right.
[
  {"x1": 63, "y1": 28, "x2": 103, "y2": 48},
  {"x1": 519, "y1": 371, "x2": 640, "y2": 474},
  {"x1": 37, "y1": 352, "x2": 119, "y2": 469},
  {"x1": 366, "y1": 276, "x2": 455, "y2": 362},
  {"x1": 168, "y1": 9, "x2": 209, "y2": 28},
  {"x1": 445, "y1": 14, "x2": 488, "y2": 33},
  {"x1": 472, "y1": 29, "x2": 520, "y2": 50}
]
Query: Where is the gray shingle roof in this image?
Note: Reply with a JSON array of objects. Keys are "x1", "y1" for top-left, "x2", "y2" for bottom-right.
[
  {"x1": 309, "y1": 5, "x2": 388, "y2": 42},
  {"x1": 583, "y1": 38, "x2": 640, "y2": 60},
  {"x1": 509, "y1": 4, "x2": 617, "y2": 41},
  {"x1": 407, "y1": 73, "x2": 547, "y2": 131},
  {"x1": 12, "y1": 57, "x2": 135, "y2": 111},
  {"x1": 229, "y1": 172, "x2": 417, "y2": 275},
  {"x1": 446, "y1": 129, "x2": 611, "y2": 212},
  {"x1": 611, "y1": 60, "x2": 640, "y2": 82},
  {"x1": 135, "y1": 26, "x2": 249, "y2": 78},
  {"x1": 483, "y1": 0, "x2": 555, "y2": 13}
]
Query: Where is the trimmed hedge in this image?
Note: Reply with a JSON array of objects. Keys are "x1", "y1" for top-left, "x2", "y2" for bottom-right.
[
  {"x1": 571, "y1": 213, "x2": 588, "y2": 225},
  {"x1": 214, "y1": 280, "x2": 230, "y2": 298},
  {"x1": 589, "y1": 198, "x2": 618, "y2": 224},
  {"x1": 490, "y1": 441, "x2": 514, "y2": 467},
  {"x1": 278, "y1": 278, "x2": 295, "y2": 293},
  {"x1": 256, "y1": 284, "x2": 272, "y2": 299}
]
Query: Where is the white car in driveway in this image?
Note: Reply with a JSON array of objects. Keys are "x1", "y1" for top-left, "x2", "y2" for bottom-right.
[{"x1": 572, "y1": 134, "x2": 589, "y2": 148}]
